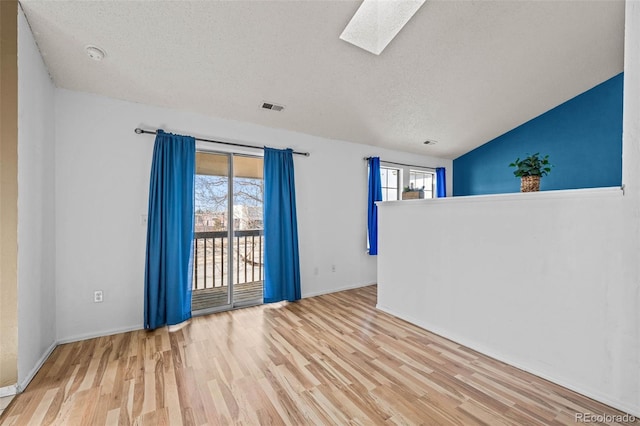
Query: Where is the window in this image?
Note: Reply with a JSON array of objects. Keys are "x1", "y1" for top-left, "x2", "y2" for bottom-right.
[
  {"x1": 409, "y1": 170, "x2": 435, "y2": 199},
  {"x1": 371, "y1": 163, "x2": 439, "y2": 201},
  {"x1": 380, "y1": 166, "x2": 400, "y2": 201}
]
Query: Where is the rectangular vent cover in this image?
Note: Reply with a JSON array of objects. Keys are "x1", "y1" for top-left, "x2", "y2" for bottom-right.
[{"x1": 261, "y1": 102, "x2": 285, "y2": 112}]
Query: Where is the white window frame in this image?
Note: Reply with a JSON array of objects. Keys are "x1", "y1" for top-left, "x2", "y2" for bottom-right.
[
  {"x1": 380, "y1": 165, "x2": 401, "y2": 201},
  {"x1": 380, "y1": 162, "x2": 437, "y2": 200},
  {"x1": 408, "y1": 168, "x2": 436, "y2": 199}
]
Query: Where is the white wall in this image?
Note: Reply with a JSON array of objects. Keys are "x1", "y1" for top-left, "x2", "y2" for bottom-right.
[
  {"x1": 617, "y1": 0, "x2": 640, "y2": 411},
  {"x1": 377, "y1": 2, "x2": 640, "y2": 415},
  {"x1": 17, "y1": 7, "x2": 56, "y2": 389},
  {"x1": 54, "y1": 89, "x2": 452, "y2": 342},
  {"x1": 377, "y1": 188, "x2": 640, "y2": 415}
]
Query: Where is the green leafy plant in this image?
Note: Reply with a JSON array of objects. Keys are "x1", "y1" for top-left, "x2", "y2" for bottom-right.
[{"x1": 509, "y1": 153, "x2": 552, "y2": 178}]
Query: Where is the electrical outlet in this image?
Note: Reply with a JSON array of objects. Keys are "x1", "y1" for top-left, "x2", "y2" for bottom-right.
[
  {"x1": 331, "y1": 264, "x2": 336, "y2": 273},
  {"x1": 314, "y1": 267, "x2": 319, "y2": 276},
  {"x1": 140, "y1": 214, "x2": 148, "y2": 226},
  {"x1": 94, "y1": 290, "x2": 103, "y2": 303}
]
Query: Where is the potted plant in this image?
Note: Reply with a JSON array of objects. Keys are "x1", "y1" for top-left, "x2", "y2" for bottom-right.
[
  {"x1": 509, "y1": 153, "x2": 552, "y2": 192},
  {"x1": 402, "y1": 183, "x2": 425, "y2": 200}
]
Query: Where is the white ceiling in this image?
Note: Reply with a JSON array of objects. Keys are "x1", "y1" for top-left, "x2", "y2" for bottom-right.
[{"x1": 20, "y1": 0, "x2": 624, "y2": 159}]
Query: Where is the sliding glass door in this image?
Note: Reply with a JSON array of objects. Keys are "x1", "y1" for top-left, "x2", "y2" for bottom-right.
[
  {"x1": 192, "y1": 152, "x2": 264, "y2": 313},
  {"x1": 231, "y1": 155, "x2": 264, "y2": 306}
]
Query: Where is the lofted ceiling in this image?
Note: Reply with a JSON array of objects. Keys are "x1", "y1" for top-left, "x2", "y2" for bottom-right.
[{"x1": 20, "y1": 0, "x2": 624, "y2": 159}]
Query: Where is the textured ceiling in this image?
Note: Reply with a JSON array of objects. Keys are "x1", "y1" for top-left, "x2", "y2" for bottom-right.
[{"x1": 20, "y1": 0, "x2": 624, "y2": 159}]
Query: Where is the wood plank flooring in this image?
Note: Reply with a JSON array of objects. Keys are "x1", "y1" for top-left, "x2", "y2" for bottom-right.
[
  {"x1": 1, "y1": 285, "x2": 637, "y2": 425},
  {"x1": 191, "y1": 281, "x2": 263, "y2": 311}
]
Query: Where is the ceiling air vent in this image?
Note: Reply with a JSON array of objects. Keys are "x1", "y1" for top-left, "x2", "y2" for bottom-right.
[{"x1": 261, "y1": 102, "x2": 285, "y2": 112}]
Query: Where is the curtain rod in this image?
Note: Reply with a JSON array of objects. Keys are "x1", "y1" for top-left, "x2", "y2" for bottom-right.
[
  {"x1": 135, "y1": 128, "x2": 310, "y2": 157},
  {"x1": 363, "y1": 157, "x2": 439, "y2": 171}
]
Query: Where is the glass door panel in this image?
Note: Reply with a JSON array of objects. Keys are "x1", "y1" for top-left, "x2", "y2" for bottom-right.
[
  {"x1": 232, "y1": 155, "x2": 264, "y2": 306},
  {"x1": 193, "y1": 152, "x2": 231, "y2": 312}
]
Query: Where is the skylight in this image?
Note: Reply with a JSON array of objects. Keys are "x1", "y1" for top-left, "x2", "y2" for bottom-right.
[{"x1": 340, "y1": 0, "x2": 426, "y2": 55}]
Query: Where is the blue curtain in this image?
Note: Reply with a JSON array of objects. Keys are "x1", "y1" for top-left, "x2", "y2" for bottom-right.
[
  {"x1": 367, "y1": 157, "x2": 383, "y2": 255},
  {"x1": 144, "y1": 130, "x2": 195, "y2": 330},
  {"x1": 436, "y1": 167, "x2": 446, "y2": 198},
  {"x1": 263, "y1": 147, "x2": 301, "y2": 303}
]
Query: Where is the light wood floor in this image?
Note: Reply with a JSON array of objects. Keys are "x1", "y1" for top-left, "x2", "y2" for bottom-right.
[{"x1": 1, "y1": 285, "x2": 636, "y2": 425}]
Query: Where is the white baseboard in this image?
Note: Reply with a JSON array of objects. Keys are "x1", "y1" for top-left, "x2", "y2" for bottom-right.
[
  {"x1": 17, "y1": 340, "x2": 57, "y2": 393},
  {"x1": 56, "y1": 324, "x2": 142, "y2": 345},
  {"x1": 302, "y1": 281, "x2": 375, "y2": 299},
  {"x1": 376, "y1": 304, "x2": 640, "y2": 418},
  {"x1": 0, "y1": 384, "x2": 17, "y2": 398}
]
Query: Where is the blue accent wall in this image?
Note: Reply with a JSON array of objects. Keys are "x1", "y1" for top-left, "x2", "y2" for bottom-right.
[{"x1": 453, "y1": 73, "x2": 623, "y2": 196}]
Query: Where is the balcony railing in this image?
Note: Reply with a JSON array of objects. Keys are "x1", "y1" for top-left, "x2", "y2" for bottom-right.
[{"x1": 192, "y1": 229, "x2": 264, "y2": 291}]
